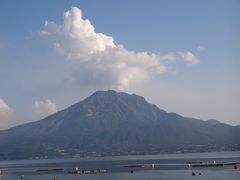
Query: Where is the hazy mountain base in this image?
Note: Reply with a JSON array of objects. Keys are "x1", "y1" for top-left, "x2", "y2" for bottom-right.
[{"x1": 0, "y1": 90, "x2": 239, "y2": 160}]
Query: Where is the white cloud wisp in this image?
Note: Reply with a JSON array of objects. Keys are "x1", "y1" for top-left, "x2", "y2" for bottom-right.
[
  {"x1": 33, "y1": 100, "x2": 57, "y2": 118},
  {"x1": 0, "y1": 98, "x2": 13, "y2": 130}
]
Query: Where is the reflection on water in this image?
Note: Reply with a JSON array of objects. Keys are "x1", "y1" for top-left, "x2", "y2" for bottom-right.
[{"x1": 0, "y1": 151, "x2": 240, "y2": 180}]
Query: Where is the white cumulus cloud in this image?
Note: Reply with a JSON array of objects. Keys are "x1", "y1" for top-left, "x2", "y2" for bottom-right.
[
  {"x1": 40, "y1": 7, "x2": 199, "y2": 90},
  {"x1": 33, "y1": 100, "x2": 57, "y2": 118},
  {"x1": 0, "y1": 98, "x2": 13, "y2": 130}
]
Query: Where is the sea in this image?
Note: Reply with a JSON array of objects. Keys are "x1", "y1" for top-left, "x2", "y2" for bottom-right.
[{"x1": 0, "y1": 151, "x2": 239, "y2": 180}]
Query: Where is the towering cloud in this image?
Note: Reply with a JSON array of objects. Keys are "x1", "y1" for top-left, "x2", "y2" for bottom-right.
[
  {"x1": 33, "y1": 100, "x2": 57, "y2": 118},
  {"x1": 41, "y1": 7, "x2": 198, "y2": 90},
  {"x1": 0, "y1": 98, "x2": 12, "y2": 130}
]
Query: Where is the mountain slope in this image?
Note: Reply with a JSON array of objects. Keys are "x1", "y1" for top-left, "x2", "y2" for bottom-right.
[{"x1": 0, "y1": 90, "x2": 239, "y2": 160}]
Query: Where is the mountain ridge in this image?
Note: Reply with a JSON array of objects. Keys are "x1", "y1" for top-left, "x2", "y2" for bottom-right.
[{"x1": 0, "y1": 90, "x2": 239, "y2": 160}]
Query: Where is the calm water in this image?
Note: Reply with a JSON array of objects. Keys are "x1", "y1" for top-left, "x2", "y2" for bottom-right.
[{"x1": 0, "y1": 151, "x2": 240, "y2": 180}]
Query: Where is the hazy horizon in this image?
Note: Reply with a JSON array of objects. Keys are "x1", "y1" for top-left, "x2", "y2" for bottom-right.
[
  {"x1": 0, "y1": 89, "x2": 239, "y2": 131},
  {"x1": 0, "y1": 0, "x2": 239, "y2": 130}
]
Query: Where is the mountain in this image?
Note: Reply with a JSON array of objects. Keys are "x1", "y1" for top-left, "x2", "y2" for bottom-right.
[
  {"x1": 206, "y1": 119, "x2": 222, "y2": 125},
  {"x1": 0, "y1": 90, "x2": 239, "y2": 160}
]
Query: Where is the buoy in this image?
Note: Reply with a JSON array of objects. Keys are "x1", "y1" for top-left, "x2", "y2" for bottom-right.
[
  {"x1": 234, "y1": 165, "x2": 237, "y2": 169},
  {"x1": 199, "y1": 172, "x2": 202, "y2": 175},
  {"x1": 130, "y1": 170, "x2": 134, "y2": 173},
  {"x1": 20, "y1": 175, "x2": 24, "y2": 178},
  {"x1": 192, "y1": 172, "x2": 195, "y2": 176}
]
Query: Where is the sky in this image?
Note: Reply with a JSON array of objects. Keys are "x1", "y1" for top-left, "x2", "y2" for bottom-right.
[{"x1": 0, "y1": 0, "x2": 239, "y2": 129}]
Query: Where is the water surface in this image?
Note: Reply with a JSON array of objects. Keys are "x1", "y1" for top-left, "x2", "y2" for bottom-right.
[{"x1": 0, "y1": 151, "x2": 239, "y2": 180}]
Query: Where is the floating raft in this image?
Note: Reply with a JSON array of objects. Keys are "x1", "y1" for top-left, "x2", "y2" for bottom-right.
[
  {"x1": 188, "y1": 162, "x2": 239, "y2": 168},
  {"x1": 70, "y1": 168, "x2": 107, "y2": 174},
  {"x1": 186, "y1": 161, "x2": 206, "y2": 164},
  {"x1": 124, "y1": 164, "x2": 155, "y2": 168},
  {"x1": 36, "y1": 168, "x2": 64, "y2": 172}
]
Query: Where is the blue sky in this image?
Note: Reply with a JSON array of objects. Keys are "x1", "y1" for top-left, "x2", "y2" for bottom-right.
[{"x1": 0, "y1": 0, "x2": 239, "y2": 129}]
